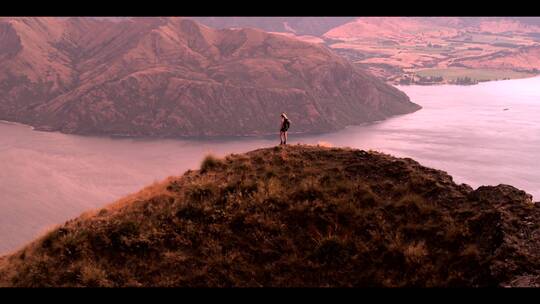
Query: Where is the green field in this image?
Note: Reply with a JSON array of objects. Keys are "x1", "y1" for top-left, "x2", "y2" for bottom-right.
[{"x1": 415, "y1": 68, "x2": 535, "y2": 82}]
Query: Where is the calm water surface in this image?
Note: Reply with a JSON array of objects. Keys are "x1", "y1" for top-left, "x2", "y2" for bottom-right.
[{"x1": 1, "y1": 76, "x2": 539, "y2": 254}]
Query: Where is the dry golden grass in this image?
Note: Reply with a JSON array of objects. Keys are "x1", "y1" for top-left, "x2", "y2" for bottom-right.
[
  {"x1": 404, "y1": 241, "x2": 428, "y2": 264},
  {"x1": 0, "y1": 145, "x2": 539, "y2": 287},
  {"x1": 200, "y1": 154, "x2": 225, "y2": 173}
]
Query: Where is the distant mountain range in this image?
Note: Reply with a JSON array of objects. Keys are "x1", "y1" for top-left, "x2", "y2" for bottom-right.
[
  {"x1": 190, "y1": 17, "x2": 540, "y2": 83},
  {"x1": 0, "y1": 17, "x2": 419, "y2": 137},
  {"x1": 187, "y1": 17, "x2": 357, "y2": 36},
  {"x1": 91, "y1": 17, "x2": 540, "y2": 35},
  {"x1": 322, "y1": 17, "x2": 540, "y2": 82}
]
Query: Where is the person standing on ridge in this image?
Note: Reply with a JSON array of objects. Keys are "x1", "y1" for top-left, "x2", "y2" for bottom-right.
[{"x1": 280, "y1": 113, "x2": 290, "y2": 145}]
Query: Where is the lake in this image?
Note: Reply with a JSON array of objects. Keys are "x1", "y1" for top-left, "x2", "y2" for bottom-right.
[{"x1": 1, "y1": 76, "x2": 539, "y2": 254}]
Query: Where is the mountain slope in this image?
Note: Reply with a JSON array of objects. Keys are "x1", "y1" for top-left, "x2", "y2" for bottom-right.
[
  {"x1": 1, "y1": 145, "x2": 539, "y2": 287},
  {"x1": 0, "y1": 17, "x2": 419, "y2": 137}
]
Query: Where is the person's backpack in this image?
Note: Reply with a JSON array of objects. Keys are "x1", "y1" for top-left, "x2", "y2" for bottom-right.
[{"x1": 284, "y1": 119, "x2": 290, "y2": 130}]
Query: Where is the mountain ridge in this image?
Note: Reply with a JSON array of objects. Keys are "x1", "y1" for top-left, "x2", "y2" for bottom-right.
[{"x1": 0, "y1": 17, "x2": 419, "y2": 137}]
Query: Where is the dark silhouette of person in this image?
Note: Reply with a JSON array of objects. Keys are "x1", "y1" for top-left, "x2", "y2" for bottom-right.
[{"x1": 280, "y1": 112, "x2": 290, "y2": 145}]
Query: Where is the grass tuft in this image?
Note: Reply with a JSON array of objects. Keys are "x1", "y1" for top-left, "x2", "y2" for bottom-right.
[{"x1": 200, "y1": 154, "x2": 225, "y2": 173}]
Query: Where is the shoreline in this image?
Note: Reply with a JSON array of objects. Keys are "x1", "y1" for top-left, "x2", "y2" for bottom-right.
[
  {"x1": 391, "y1": 72, "x2": 540, "y2": 87},
  {"x1": 0, "y1": 120, "x2": 35, "y2": 130},
  {"x1": 396, "y1": 74, "x2": 540, "y2": 89},
  {"x1": 0, "y1": 110, "x2": 421, "y2": 142}
]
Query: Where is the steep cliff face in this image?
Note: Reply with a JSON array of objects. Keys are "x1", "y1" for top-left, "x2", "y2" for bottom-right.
[
  {"x1": 0, "y1": 145, "x2": 538, "y2": 287},
  {"x1": 0, "y1": 17, "x2": 420, "y2": 137}
]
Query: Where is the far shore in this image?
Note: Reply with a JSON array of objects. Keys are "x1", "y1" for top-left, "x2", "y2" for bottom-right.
[{"x1": 390, "y1": 68, "x2": 539, "y2": 87}]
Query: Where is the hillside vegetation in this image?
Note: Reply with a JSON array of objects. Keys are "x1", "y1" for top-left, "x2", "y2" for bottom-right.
[{"x1": 1, "y1": 145, "x2": 539, "y2": 287}]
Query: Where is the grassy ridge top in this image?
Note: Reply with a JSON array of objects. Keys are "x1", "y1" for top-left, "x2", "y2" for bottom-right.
[{"x1": 1, "y1": 145, "x2": 539, "y2": 287}]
